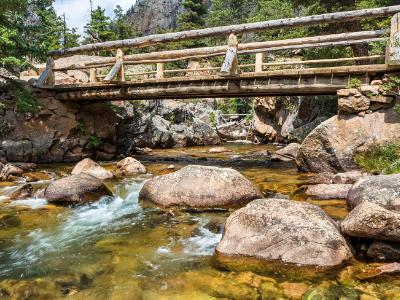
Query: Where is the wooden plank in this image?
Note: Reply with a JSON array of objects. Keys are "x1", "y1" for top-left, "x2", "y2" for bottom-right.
[
  {"x1": 48, "y1": 6, "x2": 400, "y2": 56},
  {"x1": 255, "y1": 53, "x2": 264, "y2": 72},
  {"x1": 262, "y1": 55, "x2": 384, "y2": 67},
  {"x1": 104, "y1": 61, "x2": 122, "y2": 81},
  {"x1": 104, "y1": 49, "x2": 124, "y2": 81},
  {"x1": 89, "y1": 68, "x2": 98, "y2": 83},
  {"x1": 59, "y1": 30, "x2": 386, "y2": 70},
  {"x1": 156, "y1": 63, "x2": 165, "y2": 78},
  {"x1": 388, "y1": 12, "x2": 400, "y2": 65}
]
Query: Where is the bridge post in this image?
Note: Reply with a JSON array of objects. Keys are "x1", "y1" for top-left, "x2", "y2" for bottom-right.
[
  {"x1": 90, "y1": 68, "x2": 98, "y2": 83},
  {"x1": 117, "y1": 48, "x2": 125, "y2": 81},
  {"x1": 387, "y1": 12, "x2": 400, "y2": 65},
  {"x1": 156, "y1": 63, "x2": 165, "y2": 78},
  {"x1": 34, "y1": 57, "x2": 55, "y2": 88},
  {"x1": 255, "y1": 53, "x2": 264, "y2": 72},
  {"x1": 220, "y1": 33, "x2": 239, "y2": 76}
]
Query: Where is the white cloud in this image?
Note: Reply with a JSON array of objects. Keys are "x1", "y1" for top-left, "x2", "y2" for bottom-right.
[{"x1": 54, "y1": 0, "x2": 136, "y2": 35}]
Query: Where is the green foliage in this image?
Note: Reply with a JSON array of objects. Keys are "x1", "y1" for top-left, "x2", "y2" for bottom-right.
[
  {"x1": 86, "y1": 134, "x2": 102, "y2": 150},
  {"x1": 75, "y1": 121, "x2": 86, "y2": 134},
  {"x1": 381, "y1": 76, "x2": 400, "y2": 96},
  {"x1": 217, "y1": 98, "x2": 252, "y2": 114},
  {"x1": 394, "y1": 104, "x2": 400, "y2": 116},
  {"x1": 282, "y1": 98, "x2": 298, "y2": 113},
  {"x1": 110, "y1": 5, "x2": 135, "y2": 40},
  {"x1": 347, "y1": 77, "x2": 363, "y2": 89},
  {"x1": 355, "y1": 140, "x2": 400, "y2": 174},
  {"x1": 9, "y1": 81, "x2": 40, "y2": 113},
  {"x1": 84, "y1": 6, "x2": 114, "y2": 44},
  {"x1": 208, "y1": 111, "x2": 217, "y2": 127}
]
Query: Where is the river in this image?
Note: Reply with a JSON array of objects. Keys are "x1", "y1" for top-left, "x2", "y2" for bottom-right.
[{"x1": 0, "y1": 144, "x2": 398, "y2": 299}]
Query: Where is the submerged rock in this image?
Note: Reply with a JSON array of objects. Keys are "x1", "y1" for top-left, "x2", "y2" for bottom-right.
[
  {"x1": 341, "y1": 202, "x2": 400, "y2": 241},
  {"x1": 44, "y1": 173, "x2": 112, "y2": 204},
  {"x1": 347, "y1": 174, "x2": 400, "y2": 210},
  {"x1": 305, "y1": 184, "x2": 352, "y2": 199},
  {"x1": 71, "y1": 158, "x2": 113, "y2": 180},
  {"x1": 139, "y1": 165, "x2": 262, "y2": 209},
  {"x1": 9, "y1": 184, "x2": 33, "y2": 200},
  {"x1": 116, "y1": 157, "x2": 146, "y2": 175},
  {"x1": 208, "y1": 147, "x2": 232, "y2": 154},
  {"x1": 216, "y1": 198, "x2": 352, "y2": 267},
  {"x1": 367, "y1": 241, "x2": 400, "y2": 262}
]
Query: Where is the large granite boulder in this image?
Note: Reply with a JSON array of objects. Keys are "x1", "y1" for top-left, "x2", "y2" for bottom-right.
[
  {"x1": 347, "y1": 174, "x2": 400, "y2": 210},
  {"x1": 139, "y1": 165, "x2": 262, "y2": 209},
  {"x1": 271, "y1": 143, "x2": 301, "y2": 162},
  {"x1": 71, "y1": 158, "x2": 113, "y2": 180},
  {"x1": 216, "y1": 198, "x2": 353, "y2": 267},
  {"x1": 341, "y1": 201, "x2": 400, "y2": 241},
  {"x1": 44, "y1": 173, "x2": 112, "y2": 203},
  {"x1": 305, "y1": 184, "x2": 352, "y2": 199},
  {"x1": 116, "y1": 157, "x2": 146, "y2": 175},
  {"x1": 296, "y1": 109, "x2": 400, "y2": 173}
]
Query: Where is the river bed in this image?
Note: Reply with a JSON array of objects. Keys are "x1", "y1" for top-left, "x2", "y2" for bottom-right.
[{"x1": 0, "y1": 144, "x2": 399, "y2": 299}]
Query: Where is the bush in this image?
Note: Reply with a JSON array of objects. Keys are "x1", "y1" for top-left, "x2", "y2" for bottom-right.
[
  {"x1": 355, "y1": 140, "x2": 400, "y2": 174},
  {"x1": 86, "y1": 134, "x2": 102, "y2": 150},
  {"x1": 347, "y1": 77, "x2": 362, "y2": 89},
  {"x1": 209, "y1": 111, "x2": 217, "y2": 127},
  {"x1": 10, "y1": 81, "x2": 40, "y2": 113}
]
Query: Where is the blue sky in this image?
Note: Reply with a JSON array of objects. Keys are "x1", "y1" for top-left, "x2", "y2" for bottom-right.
[{"x1": 54, "y1": 0, "x2": 136, "y2": 34}]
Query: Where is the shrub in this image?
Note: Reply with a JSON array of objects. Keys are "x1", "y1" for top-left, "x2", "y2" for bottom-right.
[
  {"x1": 10, "y1": 81, "x2": 40, "y2": 113},
  {"x1": 347, "y1": 77, "x2": 362, "y2": 89},
  {"x1": 355, "y1": 140, "x2": 400, "y2": 174},
  {"x1": 75, "y1": 121, "x2": 86, "y2": 134},
  {"x1": 86, "y1": 134, "x2": 102, "y2": 150},
  {"x1": 209, "y1": 111, "x2": 217, "y2": 127}
]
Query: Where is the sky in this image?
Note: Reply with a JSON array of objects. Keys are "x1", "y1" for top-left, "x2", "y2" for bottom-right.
[{"x1": 54, "y1": 0, "x2": 136, "y2": 35}]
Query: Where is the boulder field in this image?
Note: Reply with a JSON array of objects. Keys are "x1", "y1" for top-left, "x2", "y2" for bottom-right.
[{"x1": 139, "y1": 165, "x2": 262, "y2": 209}]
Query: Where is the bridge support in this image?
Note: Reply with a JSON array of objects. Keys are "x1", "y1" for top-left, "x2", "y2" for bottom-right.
[
  {"x1": 34, "y1": 57, "x2": 55, "y2": 88},
  {"x1": 255, "y1": 53, "x2": 264, "y2": 72},
  {"x1": 387, "y1": 13, "x2": 400, "y2": 65},
  {"x1": 104, "y1": 48, "x2": 125, "y2": 81},
  {"x1": 156, "y1": 63, "x2": 165, "y2": 78},
  {"x1": 220, "y1": 34, "x2": 239, "y2": 76}
]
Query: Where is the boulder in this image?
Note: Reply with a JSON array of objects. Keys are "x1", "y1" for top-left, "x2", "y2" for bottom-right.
[
  {"x1": 9, "y1": 184, "x2": 33, "y2": 200},
  {"x1": 332, "y1": 171, "x2": 364, "y2": 184},
  {"x1": 44, "y1": 173, "x2": 112, "y2": 203},
  {"x1": 271, "y1": 143, "x2": 301, "y2": 162},
  {"x1": 116, "y1": 157, "x2": 146, "y2": 175},
  {"x1": 305, "y1": 184, "x2": 352, "y2": 199},
  {"x1": 341, "y1": 201, "x2": 400, "y2": 241},
  {"x1": 347, "y1": 174, "x2": 400, "y2": 210},
  {"x1": 208, "y1": 147, "x2": 232, "y2": 154},
  {"x1": 0, "y1": 164, "x2": 24, "y2": 181},
  {"x1": 367, "y1": 241, "x2": 400, "y2": 262},
  {"x1": 71, "y1": 158, "x2": 113, "y2": 180},
  {"x1": 296, "y1": 109, "x2": 400, "y2": 173},
  {"x1": 338, "y1": 96, "x2": 370, "y2": 113},
  {"x1": 216, "y1": 198, "x2": 352, "y2": 267},
  {"x1": 306, "y1": 172, "x2": 335, "y2": 184},
  {"x1": 139, "y1": 165, "x2": 262, "y2": 209}
]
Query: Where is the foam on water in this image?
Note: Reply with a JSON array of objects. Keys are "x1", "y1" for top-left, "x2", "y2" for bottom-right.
[
  {"x1": 9, "y1": 198, "x2": 48, "y2": 209},
  {"x1": 0, "y1": 181, "x2": 144, "y2": 278}
]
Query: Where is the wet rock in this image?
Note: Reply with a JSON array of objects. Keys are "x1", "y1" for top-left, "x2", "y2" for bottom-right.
[
  {"x1": 217, "y1": 122, "x2": 248, "y2": 140},
  {"x1": 271, "y1": 143, "x2": 300, "y2": 162},
  {"x1": 296, "y1": 109, "x2": 400, "y2": 173},
  {"x1": 71, "y1": 158, "x2": 113, "y2": 180},
  {"x1": 347, "y1": 174, "x2": 400, "y2": 210},
  {"x1": 280, "y1": 282, "x2": 309, "y2": 300},
  {"x1": 12, "y1": 163, "x2": 37, "y2": 171},
  {"x1": 355, "y1": 263, "x2": 400, "y2": 280},
  {"x1": 44, "y1": 173, "x2": 112, "y2": 204},
  {"x1": 0, "y1": 164, "x2": 24, "y2": 181},
  {"x1": 208, "y1": 147, "x2": 232, "y2": 154},
  {"x1": 306, "y1": 172, "x2": 335, "y2": 184},
  {"x1": 0, "y1": 214, "x2": 21, "y2": 228},
  {"x1": 9, "y1": 184, "x2": 33, "y2": 200},
  {"x1": 139, "y1": 165, "x2": 262, "y2": 209},
  {"x1": 305, "y1": 184, "x2": 352, "y2": 199},
  {"x1": 216, "y1": 198, "x2": 352, "y2": 267},
  {"x1": 23, "y1": 172, "x2": 52, "y2": 182},
  {"x1": 367, "y1": 241, "x2": 400, "y2": 262},
  {"x1": 341, "y1": 202, "x2": 400, "y2": 241},
  {"x1": 332, "y1": 171, "x2": 364, "y2": 184},
  {"x1": 116, "y1": 157, "x2": 146, "y2": 175}
]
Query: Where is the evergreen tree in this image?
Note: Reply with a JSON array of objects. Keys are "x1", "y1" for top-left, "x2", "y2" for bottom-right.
[
  {"x1": 110, "y1": 5, "x2": 135, "y2": 40},
  {"x1": 84, "y1": 6, "x2": 114, "y2": 44},
  {"x1": 177, "y1": 0, "x2": 208, "y2": 30}
]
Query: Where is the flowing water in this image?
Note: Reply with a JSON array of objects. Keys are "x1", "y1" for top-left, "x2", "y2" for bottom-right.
[{"x1": 0, "y1": 144, "x2": 399, "y2": 299}]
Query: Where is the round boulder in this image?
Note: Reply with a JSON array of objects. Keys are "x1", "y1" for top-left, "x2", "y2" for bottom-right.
[
  {"x1": 216, "y1": 198, "x2": 353, "y2": 267},
  {"x1": 139, "y1": 165, "x2": 262, "y2": 209},
  {"x1": 116, "y1": 157, "x2": 146, "y2": 175},
  {"x1": 347, "y1": 174, "x2": 400, "y2": 210},
  {"x1": 71, "y1": 158, "x2": 113, "y2": 180},
  {"x1": 44, "y1": 173, "x2": 112, "y2": 204}
]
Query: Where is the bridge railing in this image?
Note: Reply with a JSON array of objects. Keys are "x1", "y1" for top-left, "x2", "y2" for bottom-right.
[{"x1": 35, "y1": 5, "x2": 400, "y2": 88}]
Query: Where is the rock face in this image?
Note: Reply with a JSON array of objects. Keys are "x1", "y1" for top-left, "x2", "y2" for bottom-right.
[
  {"x1": 341, "y1": 201, "x2": 400, "y2": 241},
  {"x1": 296, "y1": 109, "x2": 400, "y2": 173},
  {"x1": 253, "y1": 96, "x2": 337, "y2": 144},
  {"x1": 305, "y1": 184, "x2": 352, "y2": 199},
  {"x1": 216, "y1": 198, "x2": 352, "y2": 267},
  {"x1": 71, "y1": 158, "x2": 113, "y2": 180},
  {"x1": 116, "y1": 157, "x2": 146, "y2": 175},
  {"x1": 44, "y1": 173, "x2": 112, "y2": 203},
  {"x1": 347, "y1": 174, "x2": 400, "y2": 210},
  {"x1": 117, "y1": 100, "x2": 220, "y2": 151},
  {"x1": 139, "y1": 165, "x2": 262, "y2": 209}
]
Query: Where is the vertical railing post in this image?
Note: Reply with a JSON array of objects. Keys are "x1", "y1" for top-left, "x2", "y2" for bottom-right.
[
  {"x1": 255, "y1": 52, "x2": 264, "y2": 73},
  {"x1": 34, "y1": 57, "x2": 55, "y2": 87},
  {"x1": 117, "y1": 48, "x2": 125, "y2": 81},
  {"x1": 156, "y1": 63, "x2": 165, "y2": 78},
  {"x1": 387, "y1": 12, "x2": 400, "y2": 65},
  {"x1": 220, "y1": 33, "x2": 239, "y2": 76},
  {"x1": 89, "y1": 68, "x2": 98, "y2": 83}
]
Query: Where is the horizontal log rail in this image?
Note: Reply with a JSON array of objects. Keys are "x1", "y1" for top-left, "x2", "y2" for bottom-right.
[{"x1": 48, "y1": 5, "x2": 400, "y2": 56}]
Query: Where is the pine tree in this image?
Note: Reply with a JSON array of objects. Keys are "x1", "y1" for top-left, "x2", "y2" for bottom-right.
[
  {"x1": 177, "y1": 0, "x2": 208, "y2": 30},
  {"x1": 84, "y1": 6, "x2": 114, "y2": 44},
  {"x1": 110, "y1": 5, "x2": 135, "y2": 40}
]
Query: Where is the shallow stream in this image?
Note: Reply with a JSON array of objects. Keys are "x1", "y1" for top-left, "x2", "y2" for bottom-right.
[{"x1": 0, "y1": 144, "x2": 399, "y2": 299}]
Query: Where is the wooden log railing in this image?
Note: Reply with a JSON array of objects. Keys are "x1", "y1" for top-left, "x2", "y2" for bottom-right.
[{"x1": 36, "y1": 5, "x2": 400, "y2": 90}]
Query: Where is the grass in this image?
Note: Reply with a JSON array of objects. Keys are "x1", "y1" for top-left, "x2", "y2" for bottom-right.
[{"x1": 355, "y1": 140, "x2": 400, "y2": 174}]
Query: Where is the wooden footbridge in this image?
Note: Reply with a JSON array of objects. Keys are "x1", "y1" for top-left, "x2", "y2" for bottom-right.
[{"x1": 35, "y1": 6, "x2": 400, "y2": 101}]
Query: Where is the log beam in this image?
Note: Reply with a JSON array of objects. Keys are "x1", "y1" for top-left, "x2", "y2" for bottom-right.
[{"x1": 48, "y1": 6, "x2": 400, "y2": 56}]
